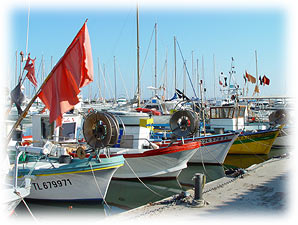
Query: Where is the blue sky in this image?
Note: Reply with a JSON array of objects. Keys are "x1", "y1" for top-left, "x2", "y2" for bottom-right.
[{"x1": 8, "y1": 2, "x2": 287, "y2": 100}]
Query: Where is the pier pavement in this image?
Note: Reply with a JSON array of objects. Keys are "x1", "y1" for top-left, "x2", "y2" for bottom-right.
[{"x1": 107, "y1": 155, "x2": 291, "y2": 224}]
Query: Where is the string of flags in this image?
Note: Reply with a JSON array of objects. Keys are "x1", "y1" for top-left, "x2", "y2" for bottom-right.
[{"x1": 243, "y1": 71, "x2": 270, "y2": 86}]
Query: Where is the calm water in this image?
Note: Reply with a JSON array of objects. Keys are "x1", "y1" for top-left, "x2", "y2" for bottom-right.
[{"x1": 11, "y1": 120, "x2": 288, "y2": 221}]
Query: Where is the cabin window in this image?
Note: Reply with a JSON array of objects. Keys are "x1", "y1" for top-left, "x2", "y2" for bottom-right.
[
  {"x1": 238, "y1": 107, "x2": 245, "y2": 117},
  {"x1": 228, "y1": 108, "x2": 234, "y2": 118},
  {"x1": 210, "y1": 107, "x2": 233, "y2": 119},
  {"x1": 210, "y1": 108, "x2": 217, "y2": 118},
  {"x1": 59, "y1": 122, "x2": 76, "y2": 141},
  {"x1": 41, "y1": 117, "x2": 54, "y2": 140}
]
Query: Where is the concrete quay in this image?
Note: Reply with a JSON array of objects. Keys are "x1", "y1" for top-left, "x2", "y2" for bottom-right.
[{"x1": 106, "y1": 155, "x2": 291, "y2": 224}]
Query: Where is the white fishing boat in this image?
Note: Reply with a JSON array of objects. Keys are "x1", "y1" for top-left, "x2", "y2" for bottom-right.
[
  {"x1": 2, "y1": 177, "x2": 31, "y2": 214},
  {"x1": 1, "y1": 145, "x2": 32, "y2": 214},
  {"x1": 69, "y1": 111, "x2": 201, "y2": 179},
  {"x1": 15, "y1": 152, "x2": 124, "y2": 201},
  {"x1": 153, "y1": 133, "x2": 238, "y2": 165},
  {"x1": 107, "y1": 141, "x2": 200, "y2": 179}
]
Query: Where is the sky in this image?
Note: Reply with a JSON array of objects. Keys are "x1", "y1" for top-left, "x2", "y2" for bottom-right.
[{"x1": 3, "y1": 0, "x2": 293, "y2": 101}]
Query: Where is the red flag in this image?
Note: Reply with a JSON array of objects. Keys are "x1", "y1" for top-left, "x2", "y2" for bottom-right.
[
  {"x1": 262, "y1": 75, "x2": 270, "y2": 85},
  {"x1": 219, "y1": 80, "x2": 223, "y2": 86},
  {"x1": 245, "y1": 71, "x2": 256, "y2": 84},
  {"x1": 38, "y1": 21, "x2": 93, "y2": 127},
  {"x1": 24, "y1": 54, "x2": 38, "y2": 87}
]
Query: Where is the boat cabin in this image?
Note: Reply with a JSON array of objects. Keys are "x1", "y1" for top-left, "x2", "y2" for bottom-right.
[
  {"x1": 209, "y1": 105, "x2": 246, "y2": 132},
  {"x1": 32, "y1": 113, "x2": 82, "y2": 147}
]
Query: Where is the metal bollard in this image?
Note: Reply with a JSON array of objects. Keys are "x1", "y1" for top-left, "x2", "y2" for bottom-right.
[
  {"x1": 191, "y1": 173, "x2": 207, "y2": 207},
  {"x1": 193, "y1": 173, "x2": 205, "y2": 200}
]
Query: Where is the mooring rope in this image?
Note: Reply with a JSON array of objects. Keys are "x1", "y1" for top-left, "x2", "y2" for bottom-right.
[
  {"x1": 124, "y1": 158, "x2": 167, "y2": 198},
  {"x1": 14, "y1": 191, "x2": 38, "y2": 223},
  {"x1": 89, "y1": 162, "x2": 111, "y2": 209},
  {"x1": 237, "y1": 138, "x2": 267, "y2": 162}
]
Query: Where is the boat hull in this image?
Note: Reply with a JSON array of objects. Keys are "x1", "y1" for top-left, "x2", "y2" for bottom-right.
[
  {"x1": 189, "y1": 133, "x2": 239, "y2": 164},
  {"x1": 110, "y1": 142, "x2": 200, "y2": 179},
  {"x1": 229, "y1": 128, "x2": 280, "y2": 154},
  {"x1": 16, "y1": 156, "x2": 124, "y2": 201}
]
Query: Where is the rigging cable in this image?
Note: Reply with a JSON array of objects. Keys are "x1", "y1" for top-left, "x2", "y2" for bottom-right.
[{"x1": 176, "y1": 39, "x2": 198, "y2": 99}]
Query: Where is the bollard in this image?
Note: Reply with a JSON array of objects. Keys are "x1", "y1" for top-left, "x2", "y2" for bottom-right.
[
  {"x1": 191, "y1": 173, "x2": 207, "y2": 207},
  {"x1": 193, "y1": 173, "x2": 205, "y2": 200}
]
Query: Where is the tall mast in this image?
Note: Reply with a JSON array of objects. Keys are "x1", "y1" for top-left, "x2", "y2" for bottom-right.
[
  {"x1": 174, "y1": 36, "x2": 177, "y2": 90},
  {"x1": 192, "y1": 51, "x2": 194, "y2": 95},
  {"x1": 15, "y1": 51, "x2": 18, "y2": 86},
  {"x1": 103, "y1": 64, "x2": 106, "y2": 103},
  {"x1": 114, "y1": 55, "x2": 117, "y2": 103},
  {"x1": 196, "y1": 58, "x2": 199, "y2": 97},
  {"x1": 165, "y1": 49, "x2": 168, "y2": 99},
  {"x1": 255, "y1": 50, "x2": 259, "y2": 96},
  {"x1": 97, "y1": 57, "x2": 102, "y2": 101},
  {"x1": 136, "y1": 3, "x2": 140, "y2": 107},
  {"x1": 183, "y1": 60, "x2": 186, "y2": 95},
  {"x1": 213, "y1": 54, "x2": 216, "y2": 100},
  {"x1": 154, "y1": 23, "x2": 157, "y2": 96}
]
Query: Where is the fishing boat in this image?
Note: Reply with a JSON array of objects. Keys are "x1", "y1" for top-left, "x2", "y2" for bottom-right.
[
  {"x1": 73, "y1": 111, "x2": 200, "y2": 179},
  {"x1": 2, "y1": 144, "x2": 32, "y2": 214},
  {"x1": 208, "y1": 105, "x2": 282, "y2": 154},
  {"x1": 3, "y1": 177, "x2": 31, "y2": 214},
  {"x1": 153, "y1": 133, "x2": 238, "y2": 165},
  {"x1": 150, "y1": 110, "x2": 239, "y2": 164},
  {"x1": 15, "y1": 147, "x2": 124, "y2": 201},
  {"x1": 229, "y1": 128, "x2": 281, "y2": 154},
  {"x1": 108, "y1": 141, "x2": 200, "y2": 179}
]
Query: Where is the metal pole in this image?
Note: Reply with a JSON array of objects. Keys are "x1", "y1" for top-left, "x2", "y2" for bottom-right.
[
  {"x1": 114, "y1": 56, "x2": 117, "y2": 103},
  {"x1": 174, "y1": 36, "x2": 177, "y2": 90},
  {"x1": 136, "y1": 3, "x2": 140, "y2": 107},
  {"x1": 154, "y1": 23, "x2": 157, "y2": 96}
]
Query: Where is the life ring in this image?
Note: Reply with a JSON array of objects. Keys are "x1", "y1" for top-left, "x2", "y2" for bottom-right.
[{"x1": 135, "y1": 107, "x2": 161, "y2": 116}]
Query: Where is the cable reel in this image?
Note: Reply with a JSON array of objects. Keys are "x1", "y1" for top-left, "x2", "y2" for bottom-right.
[
  {"x1": 169, "y1": 110, "x2": 199, "y2": 137},
  {"x1": 82, "y1": 111, "x2": 119, "y2": 149}
]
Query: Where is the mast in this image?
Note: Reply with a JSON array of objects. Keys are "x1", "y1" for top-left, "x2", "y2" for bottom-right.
[
  {"x1": 97, "y1": 57, "x2": 102, "y2": 101},
  {"x1": 255, "y1": 50, "x2": 259, "y2": 96},
  {"x1": 15, "y1": 51, "x2": 18, "y2": 86},
  {"x1": 192, "y1": 51, "x2": 194, "y2": 96},
  {"x1": 196, "y1": 58, "x2": 199, "y2": 98},
  {"x1": 183, "y1": 60, "x2": 186, "y2": 95},
  {"x1": 165, "y1": 49, "x2": 168, "y2": 99},
  {"x1": 114, "y1": 55, "x2": 117, "y2": 103},
  {"x1": 213, "y1": 54, "x2": 216, "y2": 101},
  {"x1": 136, "y1": 4, "x2": 140, "y2": 107},
  {"x1": 174, "y1": 36, "x2": 177, "y2": 90},
  {"x1": 103, "y1": 64, "x2": 106, "y2": 103},
  {"x1": 154, "y1": 23, "x2": 157, "y2": 96}
]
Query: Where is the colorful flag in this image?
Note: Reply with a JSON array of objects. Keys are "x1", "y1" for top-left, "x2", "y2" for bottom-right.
[
  {"x1": 243, "y1": 74, "x2": 247, "y2": 84},
  {"x1": 245, "y1": 71, "x2": 256, "y2": 84},
  {"x1": 10, "y1": 82, "x2": 24, "y2": 115},
  {"x1": 38, "y1": 21, "x2": 93, "y2": 127},
  {"x1": 259, "y1": 76, "x2": 263, "y2": 85},
  {"x1": 24, "y1": 54, "x2": 38, "y2": 87},
  {"x1": 262, "y1": 75, "x2": 270, "y2": 85},
  {"x1": 253, "y1": 85, "x2": 260, "y2": 95}
]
